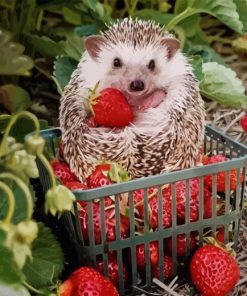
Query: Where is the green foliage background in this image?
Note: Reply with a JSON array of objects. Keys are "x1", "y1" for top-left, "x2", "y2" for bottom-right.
[{"x1": 1, "y1": 0, "x2": 247, "y2": 295}]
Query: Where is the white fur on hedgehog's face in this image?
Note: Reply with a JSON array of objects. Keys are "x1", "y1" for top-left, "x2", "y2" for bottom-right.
[{"x1": 81, "y1": 35, "x2": 187, "y2": 109}]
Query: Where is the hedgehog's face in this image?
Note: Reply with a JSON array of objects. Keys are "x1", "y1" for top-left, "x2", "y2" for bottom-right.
[{"x1": 84, "y1": 34, "x2": 180, "y2": 108}]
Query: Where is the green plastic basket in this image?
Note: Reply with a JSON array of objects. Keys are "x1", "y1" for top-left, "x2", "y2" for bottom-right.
[{"x1": 38, "y1": 124, "x2": 247, "y2": 295}]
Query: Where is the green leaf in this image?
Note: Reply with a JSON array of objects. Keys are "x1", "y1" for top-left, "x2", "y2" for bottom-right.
[
  {"x1": 62, "y1": 7, "x2": 81, "y2": 25},
  {"x1": 133, "y1": 9, "x2": 173, "y2": 24},
  {"x1": 53, "y1": 56, "x2": 78, "y2": 91},
  {"x1": 0, "y1": 29, "x2": 34, "y2": 76},
  {"x1": 184, "y1": 44, "x2": 227, "y2": 66},
  {"x1": 233, "y1": 0, "x2": 247, "y2": 32},
  {"x1": 22, "y1": 223, "x2": 64, "y2": 288},
  {"x1": 200, "y1": 62, "x2": 247, "y2": 109},
  {"x1": 74, "y1": 24, "x2": 98, "y2": 37},
  {"x1": 83, "y1": 0, "x2": 98, "y2": 11},
  {"x1": 0, "y1": 181, "x2": 36, "y2": 224},
  {"x1": 174, "y1": 0, "x2": 189, "y2": 14},
  {"x1": 169, "y1": 0, "x2": 243, "y2": 34},
  {"x1": 189, "y1": 55, "x2": 204, "y2": 81},
  {"x1": 0, "y1": 238, "x2": 24, "y2": 285},
  {"x1": 26, "y1": 34, "x2": 66, "y2": 58},
  {"x1": 189, "y1": 0, "x2": 243, "y2": 33},
  {"x1": 0, "y1": 85, "x2": 31, "y2": 113}
]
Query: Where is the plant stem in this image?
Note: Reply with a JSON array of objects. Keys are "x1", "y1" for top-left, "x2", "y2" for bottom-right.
[
  {"x1": 123, "y1": 0, "x2": 131, "y2": 16},
  {"x1": 23, "y1": 281, "x2": 45, "y2": 295},
  {"x1": 37, "y1": 153, "x2": 57, "y2": 189},
  {"x1": 167, "y1": 7, "x2": 195, "y2": 30},
  {"x1": 0, "y1": 111, "x2": 40, "y2": 157},
  {"x1": 0, "y1": 181, "x2": 15, "y2": 224},
  {"x1": 0, "y1": 173, "x2": 33, "y2": 220},
  {"x1": 130, "y1": 0, "x2": 138, "y2": 16}
]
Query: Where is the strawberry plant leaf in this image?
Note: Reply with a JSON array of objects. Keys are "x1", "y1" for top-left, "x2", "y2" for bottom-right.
[
  {"x1": 26, "y1": 34, "x2": 67, "y2": 58},
  {"x1": 200, "y1": 62, "x2": 247, "y2": 109},
  {"x1": 169, "y1": 0, "x2": 244, "y2": 34},
  {"x1": 0, "y1": 85, "x2": 31, "y2": 113},
  {"x1": 0, "y1": 230, "x2": 24, "y2": 285},
  {"x1": 233, "y1": 0, "x2": 247, "y2": 32},
  {"x1": 53, "y1": 56, "x2": 78, "y2": 91},
  {"x1": 189, "y1": 55, "x2": 204, "y2": 81},
  {"x1": 0, "y1": 29, "x2": 34, "y2": 76},
  {"x1": 74, "y1": 24, "x2": 98, "y2": 37},
  {"x1": 133, "y1": 9, "x2": 173, "y2": 24},
  {"x1": 22, "y1": 222, "x2": 64, "y2": 288}
]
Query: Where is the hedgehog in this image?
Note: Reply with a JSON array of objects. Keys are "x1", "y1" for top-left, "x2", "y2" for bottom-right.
[{"x1": 59, "y1": 18, "x2": 205, "y2": 182}]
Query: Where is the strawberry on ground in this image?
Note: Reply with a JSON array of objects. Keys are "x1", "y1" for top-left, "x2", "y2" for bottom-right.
[
  {"x1": 190, "y1": 244, "x2": 240, "y2": 296},
  {"x1": 136, "y1": 241, "x2": 159, "y2": 269},
  {"x1": 240, "y1": 113, "x2": 247, "y2": 133},
  {"x1": 51, "y1": 160, "x2": 77, "y2": 184},
  {"x1": 97, "y1": 256, "x2": 128, "y2": 287},
  {"x1": 151, "y1": 256, "x2": 173, "y2": 279},
  {"x1": 165, "y1": 233, "x2": 196, "y2": 257},
  {"x1": 59, "y1": 266, "x2": 119, "y2": 296},
  {"x1": 87, "y1": 87, "x2": 134, "y2": 128}
]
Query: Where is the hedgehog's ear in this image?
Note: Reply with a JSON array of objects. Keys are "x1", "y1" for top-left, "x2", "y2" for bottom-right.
[
  {"x1": 161, "y1": 37, "x2": 180, "y2": 60},
  {"x1": 84, "y1": 35, "x2": 105, "y2": 59}
]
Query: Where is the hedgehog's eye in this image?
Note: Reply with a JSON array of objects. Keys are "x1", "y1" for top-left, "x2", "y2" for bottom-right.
[
  {"x1": 113, "y1": 58, "x2": 122, "y2": 68},
  {"x1": 148, "y1": 59, "x2": 155, "y2": 71}
]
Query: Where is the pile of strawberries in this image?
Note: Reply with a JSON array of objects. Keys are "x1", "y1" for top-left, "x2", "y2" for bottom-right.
[{"x1": 51, "y1": 146, "x2": 243, "y2": 296}]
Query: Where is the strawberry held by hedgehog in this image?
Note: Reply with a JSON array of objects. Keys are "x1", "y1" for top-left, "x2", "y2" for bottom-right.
[{"x1": 59, "y1": 18, "x2": 205, "y2": 182}]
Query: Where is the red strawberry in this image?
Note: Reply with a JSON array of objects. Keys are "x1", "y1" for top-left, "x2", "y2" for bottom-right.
[
  {"x1": 165, "y1": 233, "x2": 196, "y2": 257},
  {"x1": 59, "y1": 266, "x2": 119, "y2": 296},
  {"x1": 79, "y1": 203, "x2": 129, "y2": 244},
  {"x1": 216, "y1": 228, "x2": 225, "y2": 244},
  {"x1": 86, "y1": 164, "x2": 112, "y2": 188},
  {"x1": 88, "y1": 87, "x2": 133, "y2": 128},
  {"x1": 204, "y1": 169, "x2": 243, "y2": 192},
  {"x1": 203, "y1": 155, "x2": 243, "y2": 192},
  {"x1": 175, "y1": 178, "x2": 200, "y2": 223},
  {"x1": 97, "y1": 256, "x2": 128, "y2": 287},
  {"x1": 240, "y1": 113, "x2": 247, "y2": 133},
  {"x1": 151, "y1": 256, "x2": 173, "y2": 279},
  {"x1": 203, "y1": 187, "x2": 212, "y2": 219},
  {"x1": 136, "y1": 241, "x2": 159, "y2": 269},
  {"x1": 51, "y1": 160, "x2": 77, "y2": 184},
  {"x1": 65, "y1": 181, "x2": 88, "y2": 190},
  {"x1": 190, "y1": 245, "x2": 240, "y2": 296}
]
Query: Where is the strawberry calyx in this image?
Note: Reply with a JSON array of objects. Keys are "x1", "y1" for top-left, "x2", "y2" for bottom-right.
[
  {"x1": 85, "y1": 81, "x2": 101, "y2": 116},
  {"x1": 203, "y1": 236, "x2": 236, "y2": 258}
]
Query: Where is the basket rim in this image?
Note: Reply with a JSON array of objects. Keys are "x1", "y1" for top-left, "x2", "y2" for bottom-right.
[{"x1": 36, "y1": 124, "x2": 247, "y2": 200}]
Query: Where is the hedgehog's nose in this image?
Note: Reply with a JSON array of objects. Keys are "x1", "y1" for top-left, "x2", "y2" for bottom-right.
[{"x1": 130, "y1": 80, "x2": 145, "y2": 92}]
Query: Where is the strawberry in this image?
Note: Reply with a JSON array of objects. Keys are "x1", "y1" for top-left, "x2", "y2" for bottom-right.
[
  {"x1": 79, "y1": 202, "x2": 129, "y2": 244},
  {"x1": 216, "y1": 228, "x2": 225, "y2": 244},
  {"x1": 87, "y1": 87, "x2": 134, "y2": 128},
  {"x1": 175, "y1": 178, "x2": 200, "y2": 223},
  {"x1": 97, "y1": 256, "x2": 128, "y2": 287},
  {"x1": 136, "y1": 241, "x2": 159, "y2": 269},
  {"x1": 64, "y1": 181, "x2": 88, "y2": 190},
  {"x1": 190, "y1": 245, "x2": 240, "y2": 296},
  {"x1": 151, "y1": 256, "x2": 173, "y2": 279},
  {"x1": 86, "y1": 164, "x2": 112, "y2": 188},
  {"x1": 203, "y1": 187, "x2": 212, "y2": 219},
  {"x1": 59, "y1": 266, "x2": 119, "y2": 296},
  {"x1": 240, "y1": 113, "x2": 247, "y2": 133},
  {"x1": 51, "y1": 160, "x2": 77, "y2": 184},
  {"x1": 165, "y1": 233, "x2": 196, "y2": 257},
  {"x1": 203, "y1": 154, "x2": 243, "y2": 192}
]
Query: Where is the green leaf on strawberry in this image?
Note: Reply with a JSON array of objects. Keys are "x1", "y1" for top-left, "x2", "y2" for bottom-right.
[{"x1": 22, "y1": 222, "x2": 64, "y2": 289}]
